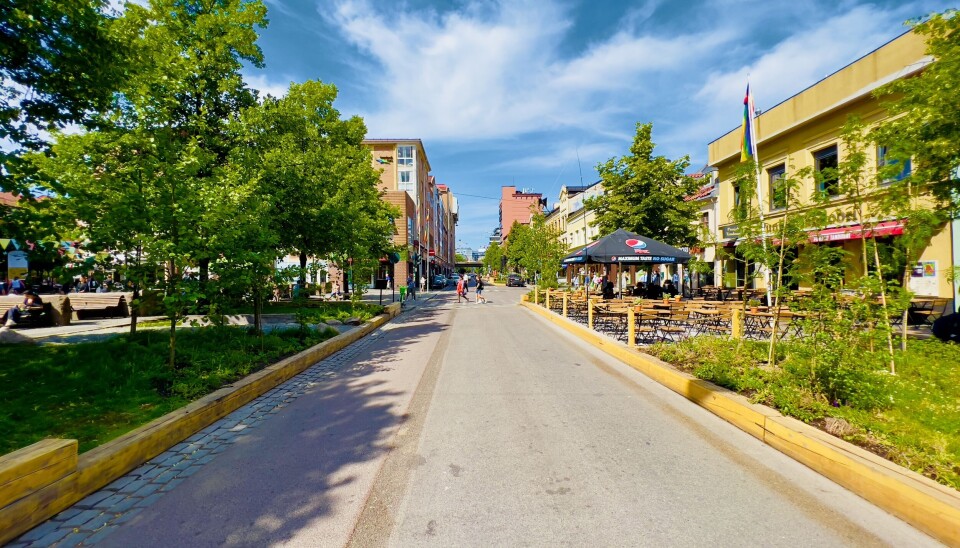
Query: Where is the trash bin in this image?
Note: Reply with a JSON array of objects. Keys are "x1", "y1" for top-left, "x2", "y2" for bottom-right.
[{"x1": 399, "y1": 286, "x2": 407, "y2": 300}]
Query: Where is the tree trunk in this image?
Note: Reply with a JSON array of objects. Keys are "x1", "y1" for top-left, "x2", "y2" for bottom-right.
[
  {"x1": 901, "y1": 259, "x2": 911, "y2": 352},
  {"x1": 299, "y1": 252, "x2": 308, "y2": 287},
  {"x1": 167, "y1": 258, "x2": 178, "y2": 369},
  {"x1": 129, "y1": 245, "x2": 142, "y2": 336},
  {"x1": 198, "y1": 257, "x2": 210, "y2": 310},
  {"x1": 768, "y1": 217, "x2": 789, "y2": 368},
  {"x1": 169, "y1": 315, "x2": 176, "y2": 369},
  {"x1": 130, "y1": 283, "x2": 140, "y2": 335},
  {"x1": 253, "y1": 285, "x2": 263, "y2": 336},
  {"x1": 871, "y1": 238, "x2": 896, "y2": 374}
]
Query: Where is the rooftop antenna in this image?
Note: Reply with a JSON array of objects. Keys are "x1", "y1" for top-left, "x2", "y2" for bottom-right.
[{"x1": 576, "y1": 147, "x2": 584, "y2": 185}]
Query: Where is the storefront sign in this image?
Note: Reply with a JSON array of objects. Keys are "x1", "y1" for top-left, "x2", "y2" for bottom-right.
[
  {"x1": 7, "y1": 250, "x2": 28, "y2": 280},
  {"x1": 721, "y1": 224, "x2": 740, "y2": 239}
]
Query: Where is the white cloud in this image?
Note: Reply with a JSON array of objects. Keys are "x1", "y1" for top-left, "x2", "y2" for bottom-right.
[
  {"x1": 243, "y1": 73, "x2": 293, "y2": 99},
  {"x1": 324, "y1": 0, "x2": 727, "y2": 142}
]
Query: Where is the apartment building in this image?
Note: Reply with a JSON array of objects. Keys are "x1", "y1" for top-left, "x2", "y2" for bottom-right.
[
  {"x1": 707, "y1": 29, "x2": 956, "y2": 303},
  {"x1": 499, "y1": 186, "x2": 545, "y2": 243},
  {"x1": 363, "y1": 139, "x2": 457, "y2": 285}
]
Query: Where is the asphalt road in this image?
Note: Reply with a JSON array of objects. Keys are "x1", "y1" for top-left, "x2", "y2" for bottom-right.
[{"x1": 96, "y1": 283, "x2": 937, "y2": 547}]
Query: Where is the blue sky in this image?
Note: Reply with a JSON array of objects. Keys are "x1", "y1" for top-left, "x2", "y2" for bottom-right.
[{"x1": 244, "y1": 0, "x2": 949, "y2": 249}]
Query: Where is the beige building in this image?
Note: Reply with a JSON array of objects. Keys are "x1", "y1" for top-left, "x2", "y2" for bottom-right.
[
  {"x1": 544, "y1": 181, "x2": 604, "y2": 251},
  {"x1": 707, "y1": 29, "x2": 956, "y2": 304}
]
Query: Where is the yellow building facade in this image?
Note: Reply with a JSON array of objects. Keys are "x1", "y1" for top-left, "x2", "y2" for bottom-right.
[
  {"x1": 544, "y1": 181, "x2": 604, "y2": 251},
  {"x1": 707, "y1": 30, "x2": 956, "y2": 304}
]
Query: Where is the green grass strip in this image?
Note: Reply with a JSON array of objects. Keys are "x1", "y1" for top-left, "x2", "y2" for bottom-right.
[
  {"x1": 0, "y1": 326, "x2": 338, "y2": 454},
  {"x1": 649, "y1": 337, "x2": 960, "y2": 491}
]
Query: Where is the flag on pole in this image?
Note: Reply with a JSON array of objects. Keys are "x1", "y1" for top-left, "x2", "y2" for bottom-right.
[{"x1": 740, "y1": 84, "x2": 757, "y2": 161}]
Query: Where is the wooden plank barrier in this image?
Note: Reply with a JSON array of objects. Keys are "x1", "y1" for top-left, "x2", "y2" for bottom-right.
[{"x1": 0, "y1": 439, "x2": 77, "y2": 510}]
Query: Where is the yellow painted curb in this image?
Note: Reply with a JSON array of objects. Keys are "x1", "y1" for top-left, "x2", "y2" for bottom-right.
[
  {"x1": 521, "y1": 301, "x2": 960, "y2": 546},
  {"x1": 0, "y1": 305, "x2": 402, "y2": 544}
]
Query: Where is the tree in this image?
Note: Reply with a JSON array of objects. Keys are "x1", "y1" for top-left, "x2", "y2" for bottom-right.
[
  {"x1": 245, "y1": 81, "x2": 395, "y2": 287},
  {"x1": 508, "y1": 212, "x2": 566, "y2": 288},
  {"x1": 483, "y1": 241, "x2": 503, "y2": 277},
  {"x1": 503, "y1": 221, "x2": 527, "y2": 273},
  {"x1": 872, "y1": 9, "x2": 960, "y2": 209},
  {"x1": 1, "y1": 0, "x2": 127, "y2": 194},
  {"x1": 29, "y1": 128, "x2": 158, "y2": 334},
  {"x1": 455, "y1": 253, "x2": 468, "y2": 263},
  {"x1": 119, "y1": 0, "x2": 267, "y2": 305},
  {"x1": 586, "y1": 123, "x2": 702, "y2": 246},
  {"x1": 871, "y1": 10, "x2": 959, "y2": 349},
  {"x1": 31, "y1": 0, "x2": 268, "y2": 365}
]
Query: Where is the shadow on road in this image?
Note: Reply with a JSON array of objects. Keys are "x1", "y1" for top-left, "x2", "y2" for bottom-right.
[{"x1": 104, "y1": 289, "x2": 453, "y2": 546}]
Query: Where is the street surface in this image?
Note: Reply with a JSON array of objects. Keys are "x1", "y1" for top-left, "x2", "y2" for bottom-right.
[{"x1": 20, "y1": 283, "x2": 939, "y2": 547}]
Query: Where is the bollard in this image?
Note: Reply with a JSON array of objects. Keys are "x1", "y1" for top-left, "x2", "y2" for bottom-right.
[
  {"x1": 534, "y1": 287, "x2": 539, "y2": 305},
  {"x1": 588, "y1": 299, "x2": 594, "y2": 330},
  {"x1": 628, "y1": 306, "x2": 636, "y2": 346},
  {"x1": 731, "y1": 308, "x2": 743, "y2": 339},
  {"x1": 562, "y1": 293, "x2": 568, "y2": 317}
]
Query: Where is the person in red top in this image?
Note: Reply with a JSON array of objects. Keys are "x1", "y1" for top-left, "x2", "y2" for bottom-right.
[{"x1": 456, "y1": 275, "x2": 466, "y2": 303}]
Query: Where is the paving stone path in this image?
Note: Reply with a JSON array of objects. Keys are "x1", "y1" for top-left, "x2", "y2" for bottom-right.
[{"x1": 11, "y1": 296, "x2": 438, "y2": 547}]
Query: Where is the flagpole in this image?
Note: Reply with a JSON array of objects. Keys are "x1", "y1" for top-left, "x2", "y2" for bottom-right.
[{"x1": 748, "y1": 86, "x2": 773, "y2": 307}]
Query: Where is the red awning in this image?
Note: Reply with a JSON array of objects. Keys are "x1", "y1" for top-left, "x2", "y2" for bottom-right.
[{"x1": 809, "y1": 220, "x2": 904, "y2": 243}]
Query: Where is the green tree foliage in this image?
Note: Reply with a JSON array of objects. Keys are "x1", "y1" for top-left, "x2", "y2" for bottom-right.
[
  {"x1": 1, "y1": 0, "x2": 127, "y2": 193},
  {"x1": 236, "y1": 80, "x2": 389, "y2": 286},
  {"x1": 118, "y1": 0, "x2": 267, "y2": 300},
  {"x1": 30, "y1": 129, "x2": 158, "y2": 332},
  {"x1": 587, "y1": 123, "x2": 702, "y2": 246},
  {"x1": 482, "y1": 241, "x2": 503, "y2": 276},
  {"x1": 872, "y1": 9, "x2": 960, "y2": 209},
  {"x1": 504, "y1": 212, "x2": 566, "y2": 287},
  {"x1": 503, "y1": 221, "x2": 526, "y2": 273}
]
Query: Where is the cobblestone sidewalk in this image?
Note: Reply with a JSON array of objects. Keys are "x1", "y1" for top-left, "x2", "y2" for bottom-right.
[{"x1": 11, "y1": 296, "x2": 441, "y2": 547}]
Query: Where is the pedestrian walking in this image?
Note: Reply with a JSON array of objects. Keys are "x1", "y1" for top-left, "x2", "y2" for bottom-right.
[
  {"x1": 407, "y1": 275, "x2": 416, "y2": 300},
  {"x1": 420, "y1": 275, "x2": 427, "y2": 292},
  {"x1": 456, "y1": 275, "x2": 466, "y2": 303},
  {"x1": 475, "y1": 277, "x2": 486, "y2": 303}
]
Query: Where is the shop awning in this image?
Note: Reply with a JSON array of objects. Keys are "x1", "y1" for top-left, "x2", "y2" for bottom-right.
[
  {"x1": 809, "y1": 220, "x2": 904, "y2": 243},
  {"x1": 723, "y1": 220, "x2": 905, "y2": 247}
]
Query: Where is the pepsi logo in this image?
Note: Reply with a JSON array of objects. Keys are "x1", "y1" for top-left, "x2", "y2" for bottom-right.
[{"x1": 625, "y1": 239, "x2": 647, "y2": 249}]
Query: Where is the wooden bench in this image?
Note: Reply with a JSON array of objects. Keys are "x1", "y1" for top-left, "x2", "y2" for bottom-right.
[
  {"x1": 0, "y1": 300, "x2": 53, "y2": 328},
  {"x1": 69, "y1": 293, "x2": 129, "y2": 319}
]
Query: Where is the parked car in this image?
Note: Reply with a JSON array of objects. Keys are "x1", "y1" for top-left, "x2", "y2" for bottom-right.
[
  {"x1": 506, "y1": 274, "x2": 525, "y2": 287},
  {"x1": 430, "y1": 275, "x2": 448, "y2": 289}
]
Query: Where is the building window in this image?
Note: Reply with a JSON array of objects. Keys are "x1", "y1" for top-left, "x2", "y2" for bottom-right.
[
  {"x1": 398, "y1": 170, "x2": 414, "y2": 192},
  {"x1": 397, "y1": 145, "x2": 414, "y2": 167},
  {"x1": 701, "y1": 212, "x2": 709, "y2": 227},
  {"x1": 768, "y1": 164, "x2": 787, "y2": 210},
  {"x1": 877, "y1": 145, "x2": 911, "y2": 184},
  {"x1": 815, "y1": 145, "x2": 839, "y2": 196}
]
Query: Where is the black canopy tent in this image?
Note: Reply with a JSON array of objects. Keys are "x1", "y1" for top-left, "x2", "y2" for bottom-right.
[{"x1": 562, "y1": 229, "x2": 692, "y2": 297}]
